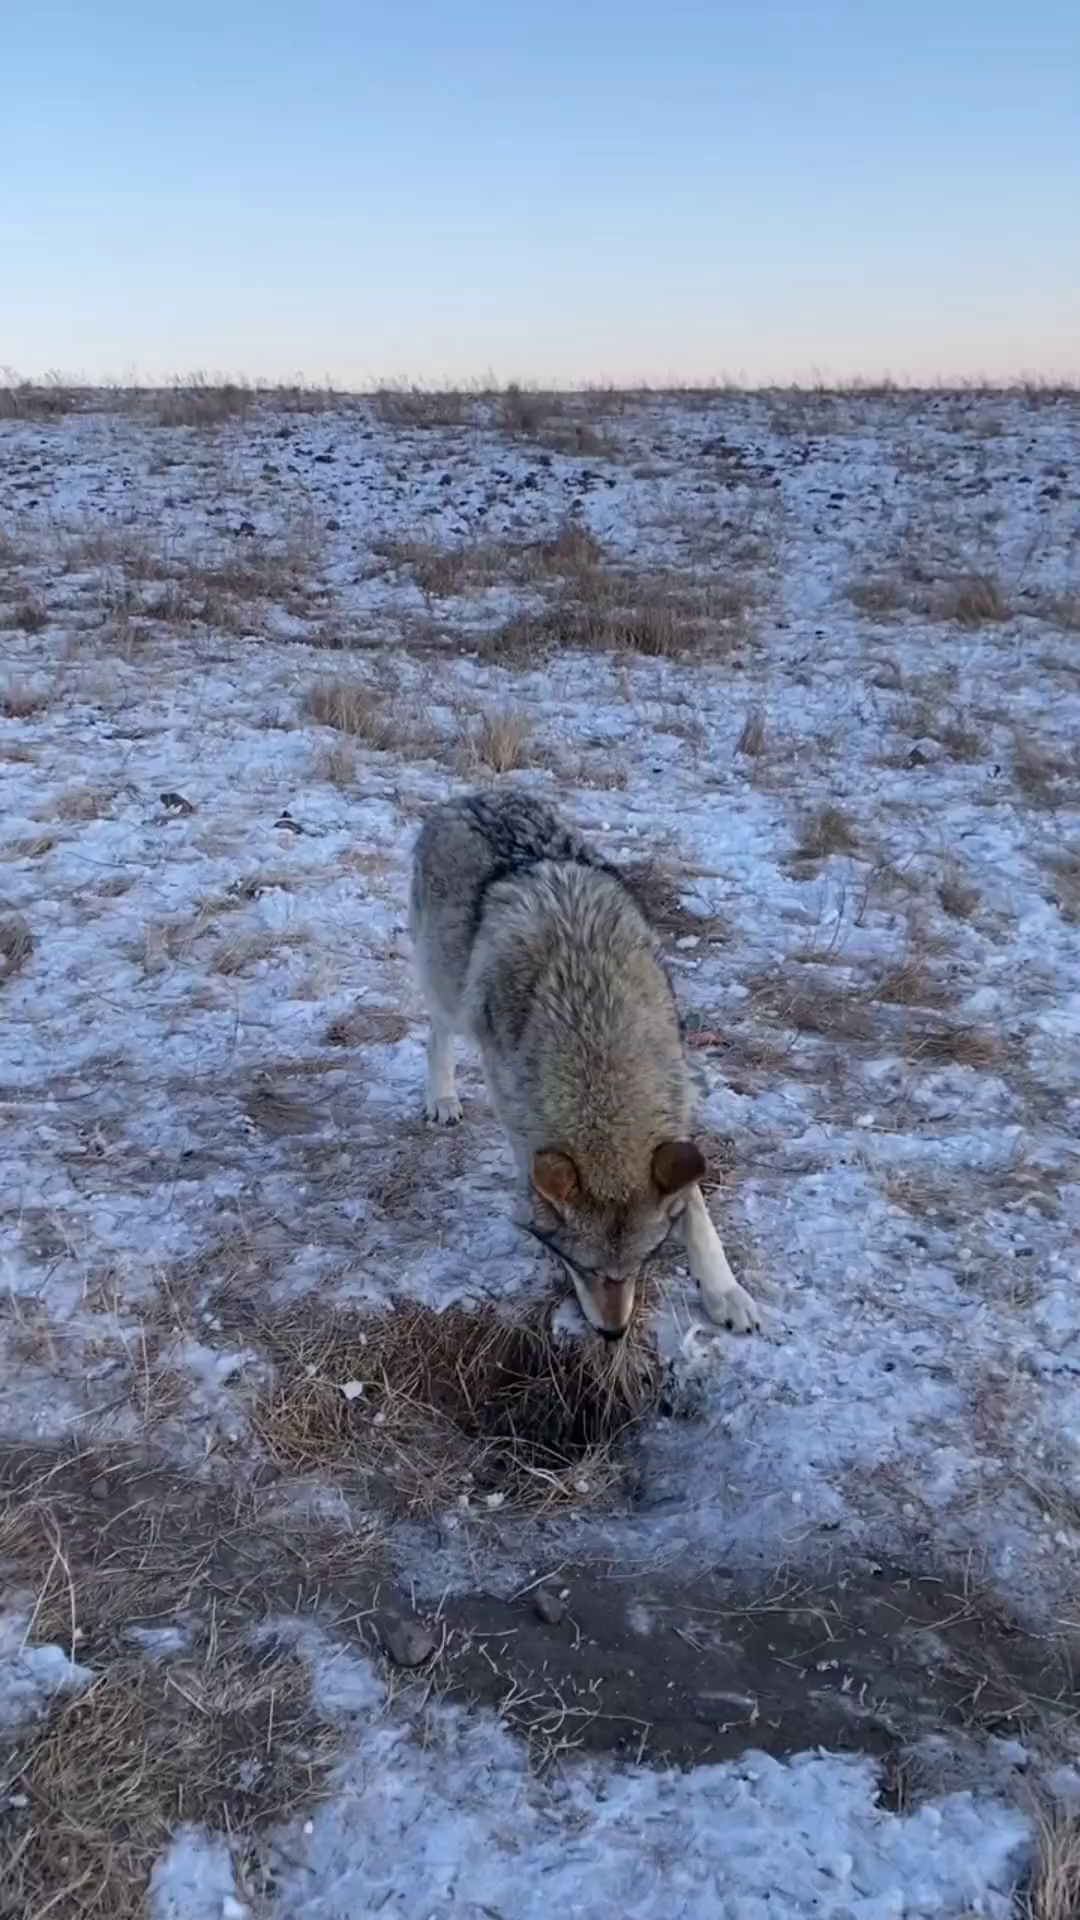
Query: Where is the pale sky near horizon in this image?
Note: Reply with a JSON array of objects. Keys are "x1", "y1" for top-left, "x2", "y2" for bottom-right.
[{"x1": 4, "y1": 0, "x2": 1077, "y2": 387}]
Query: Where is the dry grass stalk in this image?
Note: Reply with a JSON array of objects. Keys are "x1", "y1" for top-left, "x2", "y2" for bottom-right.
[
  {"x1": 1042, "y1": 847, "x2": 1080, "y2": 924},
  {"x1": 255, "y1": 1298, "x2": 670, "y2": 1515},
  {"x1": 736, "y1": 706, "x2": 767, "y2": 756},
  {"x1": 0, "y1": 910, "x2": 33, "y2": 982},
  {"x1": 1023, "y1": 1807, "x2": 1080, "y2": 1918},
  {"x1": 0, "y1": 374, "x2": 76, "y2": 420}
]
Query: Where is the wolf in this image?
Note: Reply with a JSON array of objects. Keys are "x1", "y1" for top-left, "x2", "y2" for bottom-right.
[{"x1": 408, "y1": 788, "x2": 759, "y2": 1342}]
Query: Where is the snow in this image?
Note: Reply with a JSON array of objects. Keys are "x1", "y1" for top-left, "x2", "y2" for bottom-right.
[
  {"x1": 258, "y1": 1650, "x2": 1028, "y2": 1920},
  {"x1": 0, "y1": 1613, "x2": 93, "y2": 1729},
  {"x1": 2, "y1": 385, "x2": 1079, "y2": 1912}
]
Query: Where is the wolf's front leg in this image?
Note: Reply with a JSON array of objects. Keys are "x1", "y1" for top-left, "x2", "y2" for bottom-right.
[
  {"x1": 681, "y1": 1186, "x2": 760, "y2": 1333},
  {"x1": 424, "y1": 1020, "x2": 463, "y2": 1125}
]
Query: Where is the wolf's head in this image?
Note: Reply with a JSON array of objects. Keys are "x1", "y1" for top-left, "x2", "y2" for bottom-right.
[{"x1": 528, "y1": 1141, "x2": 704, "y2": 1339}]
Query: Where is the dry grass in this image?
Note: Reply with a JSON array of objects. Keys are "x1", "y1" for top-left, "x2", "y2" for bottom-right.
[
  {"x1": 1042, "y1": 847, "x2": 1080, "y2": 924},
  {"x1": 311, "y1": 738, "x2": 358, "y2": 786},
  {"x1": 1023, "y1": 1807, "x2": 1080, "y2": 1918},
  {"x1": 303, "y1": 676, "x2": 431, "y2": 755},
  {"x1": 905, "y1": 1023, "x2": 1007, "y2": 1070},
  {"x1": 152, "y1": 375, "x2": 256, "y2": 428},
  {"x1": 457, "y1": 706, "x2": 544, "y2": 774},
  {"x1": 849, "y1": 576, "x2": 908, "y2": 619},
  {"x1": 1035, "y1": 592, "x2": 1080, "y2": 634},
  {"x1": 735, "y1": 706, "x2": 767, "y2": 757},
  {"x1": 791, "y1": 803, "x2": 860, "y2": 862},
  {"x1": 210, "y1": 923, "x2": 311, "y2": 976},
  {"x1": 483, "y1": 566, "x2": 751, "y2": 663},
  {"x1": 1014, "y1": 733, "x2": 1075, "y2": 809},
  {"x1": 324, "y1": 1005, "x2": 409, "y2": 1048},
  {"x1": 370, "y1": 383, "x2": 471, "y2": 429},
  {"x1": 0, "y1": 676, "x2": 48, "y2": 718},
  {"x1": 0, "y1": 374, "x2": 77, "y2": 420},
  {"x1": 0, "y1": 594, "x2": 48, "y2": 633},
  {"x1": 51, "y1": 782, "x2": 116, "y2": 822},
  {"x1": 255, "y1": 1298, "x2": 670, "y2": 1515},
  {"x1": 935, "y1": 573, "x2": 1012, "y2": 627},
  {"x1": 1, "y1": 1642, "x2": 339, "y2": 1918},
  {"x1": 939, "y1": 864, "x2": 981, "y2": 919},
  {"x1": 0, "y1": 910, "x2": 33, "y2": 982},
  {"x1": 619, "y1": 858, "x2": 728, "y2": 944}
]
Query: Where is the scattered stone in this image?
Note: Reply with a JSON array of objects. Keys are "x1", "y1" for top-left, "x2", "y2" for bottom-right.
[
  {"x1": 380, "y1": 1616, "x2": 437, "y2": 1669},
  {"x1": 533, "y1": 1587, "x2": 567, "y2": 1627}
]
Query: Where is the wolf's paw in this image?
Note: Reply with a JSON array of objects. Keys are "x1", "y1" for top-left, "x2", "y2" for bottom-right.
[
  {"x1": 700, "y1": 1279, "x2": 760, "y2": 1335},
  {"x1": 425, "y1": 1095, "x2": 463, "y2": 1126}
]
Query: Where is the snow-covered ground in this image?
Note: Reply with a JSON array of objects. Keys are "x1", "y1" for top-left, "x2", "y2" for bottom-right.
[{"x1": 2, "y1": 386, "x2": 1079, "y2": 1914}]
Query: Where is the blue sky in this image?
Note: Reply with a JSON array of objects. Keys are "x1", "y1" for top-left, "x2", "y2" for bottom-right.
[{"x1": 4, "y1": 0, "x2": 1077, "y2": 385}]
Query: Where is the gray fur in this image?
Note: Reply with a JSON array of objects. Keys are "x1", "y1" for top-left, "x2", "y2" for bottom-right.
[{"x1": 409, "y1": 788, "x2": 759, "y2": 1339}]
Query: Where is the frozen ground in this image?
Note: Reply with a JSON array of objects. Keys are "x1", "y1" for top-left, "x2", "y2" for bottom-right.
[{"x1": 1, "y1": 382, "x2": 1079, "y2": 1914}]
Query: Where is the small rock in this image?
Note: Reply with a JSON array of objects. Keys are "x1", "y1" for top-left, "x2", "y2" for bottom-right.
[
  {"x1": 380, "y1": 1616, "x2": 437, "y2": 1669},
  {"x1": 160, "y1": 790, "x2": 195, "y2": 814},
  {"x1": 533, "y1": 1587, "x2": 566, "y2": 1627},
  {"x1": 89, "y1": 1475, "x2": 111, "y2": 1502}
]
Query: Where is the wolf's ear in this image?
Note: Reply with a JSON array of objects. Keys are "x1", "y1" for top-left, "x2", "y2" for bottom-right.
[
  {"x1": 532, "y1": 1149, "x2": 580, "y2": 1211},
  {"x1": 651, "y1": 1139, "x2": 706, "y2": 1198}
]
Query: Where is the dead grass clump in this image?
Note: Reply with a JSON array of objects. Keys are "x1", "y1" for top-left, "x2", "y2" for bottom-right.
[
  {"x1": 791, "y1": 803, "x2": 860, "y2": 862},
  {"x1": 0, "y1": 676, "x2": 48, "y2": 718},
  {"x1": 530, "y1": 521, "x2": 606, "y2": 575},
  {"x1": 939, "y1": 865, "x2": 980, "y2": 919},
  {"x1": 935, "y1": 574, "x2": 1012, "y2": 627},
  {"x1": 0, "y1": 374, "x2": 76, "y2": 420},
  {"x1": 457, "y1": 706, "x2": 543, "y2": 774},
  {"x1": 153, "y1": 376, "x2": 255, "y2": 427},
  {"x1": 211, "y1": 924, "x2": 310, "y2": 976},
  {"x1": 849, "y1": 577, "x2": 907, "y2": 619},
  {"x1": 370, "y1": 384, "x2": 471, "y2": 429},
  {"x1": 1022, "y1": 1807, "x2": 1080, "y2": 1919},
  {"x1": 619, "y1": 859, "x2": 728, "y2": 944},
  {"x1": 869, "y1": 960, "x2": 951, "y2": 1008},
  {"x1": 496, "y1": 384, "x2": 559, "y2": 437},
  {"x1": 303, "y1": 677, "x2": 403, "y2": 749},
  {"x1": 52, "y1": 783, "x2": 115, "y2": 822},
  {"x1": 373, "y1": 536, "x2": 502, "y2": 599},
  {"x1": 1035, "y1": 591, "x2": 1080, "y2": 634},
  {"x1": 0, "y1": 910, "x2": 33, "y2": 982},
  {"x1": 324, "y1": 1005, "x2": 409, "y2": 1047},
  {"x1": 2, "y1": 1641, "x2": 339, "y2": 1919},
  {"x1": 1014, "y1": 733, "x2": 1074, "y2": 809},
  {"x1": 736, "y1": 706, "x2": 767, "y2": 756},
  {"x1": 0, "y1": 594, "x2": 48, "y2": 633},
  {"x1": 1042, "y1": 847, "x2": 1080, "y2": 923},
  {"x1": 311, "y1": 738, "x2": 357, "y2": 786},
  {"x1": 255, "y1": 1299, "x2": 669, "y2": 1514},
  {"x1": 907, "y1": 1024, "x2": 1007, "y2": 1070}
]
